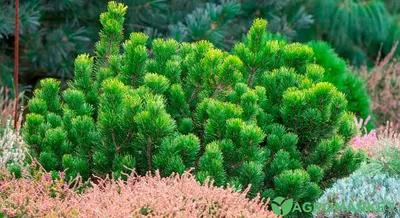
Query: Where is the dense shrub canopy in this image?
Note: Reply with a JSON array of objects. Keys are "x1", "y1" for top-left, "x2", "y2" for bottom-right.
[
  {"x1": 1, "y1": 0, "x2": 375, "y2": 127},
  {"x1": 310, "y1": 0, "x2": 400, "y2": 66},
  {"x1": 23, "y1": 2, "x2": 365, "y2": 214},
  {"x1": 308, "y1": 41, "x2": 374, "y2": 130}
]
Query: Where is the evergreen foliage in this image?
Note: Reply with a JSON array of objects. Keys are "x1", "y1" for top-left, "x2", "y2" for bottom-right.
[
  {"x1": 2, "y1": 0, "x2": 399, "y2": 87},
  {"x1": 309, "y1": 0, "x2": 400, "y2": 66},
  {"x1": 307, "y1": 41, "x2": 374, "y2": 130},
  {"x1": 0, "y1": 0, "x2": 91, "y2": 88},
  {"x1": 1, "y1": 0, "x2": 309, "y2": 88},
  {"x1": 23, "y1": 2, "x2": 365, "y2": 210},
  {"x1": 1, "y1": 0, "x2": 374, "y2": 128}
]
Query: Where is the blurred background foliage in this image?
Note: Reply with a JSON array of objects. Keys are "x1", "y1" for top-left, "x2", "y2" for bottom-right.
[{"x1": 1, "y1": 0, "x2": 399, "y2": 95}]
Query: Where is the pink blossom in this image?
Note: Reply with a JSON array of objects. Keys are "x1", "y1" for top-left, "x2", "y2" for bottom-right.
[
  {"x1": 351, "y1": 119, "x2": 400, "y2": 159},
  {"x1": 351, "y1": 116, "x2": 378, "y2": 154}
]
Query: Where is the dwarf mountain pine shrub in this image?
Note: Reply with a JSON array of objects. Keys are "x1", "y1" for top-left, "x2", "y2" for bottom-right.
[
  {"x1": 308, "y1": 41, "x2": 374, "y2": 130},
  {"x1": 23, "y1": 2, "x2": 365, "y2": 206}
]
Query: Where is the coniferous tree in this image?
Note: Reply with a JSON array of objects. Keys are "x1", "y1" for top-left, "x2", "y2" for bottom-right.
[
  {"x1": 2, "y1": 0, "x2": 398, "y2": 79},
  {"x1": 0, "y1": 0, "x2": 91, "y2": 89},
  {"x1": 0, "y1": 0, "x2": 312, "y2": 88},
  {"x1": 1, "y1": 0, "x2": 374, "y2": 128},
  {"x1": 308, "y1": 0, "x2": 400, "y2": 66},
  {"x1": 307, "y1": 41, "x2": 374, "y2": 130},
  {"x1": 23, "y1": 4, "x2": 365, "y2": 215}
]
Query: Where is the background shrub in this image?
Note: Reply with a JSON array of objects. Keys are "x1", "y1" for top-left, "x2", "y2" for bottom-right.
[
  {"x1": 1, "y1": 0, "x2": 398, "y2": 87},
  {"x1": 308, "y1": 41, "x2": 374, "y2": 130},
  {"x1": 309, "y1": 0, "x2": 400, "y2": 66},
  {"x1": 357, "y1": 43, "x2": 400, "y2": 129}
]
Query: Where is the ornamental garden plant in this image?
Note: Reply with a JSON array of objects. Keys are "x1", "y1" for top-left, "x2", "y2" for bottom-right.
[
  {"x1": 0, "y1": 167, "x2": 278, "y2": 217},
  {"x1": 1, "y1": 0, "x2": 376, "y2": 130},
  {"x1": 316, "y1": 122, "x2": 400, "y2": 217},
  {"x1": 23, "y1": 2, "x2": 365, "y2": 215}
]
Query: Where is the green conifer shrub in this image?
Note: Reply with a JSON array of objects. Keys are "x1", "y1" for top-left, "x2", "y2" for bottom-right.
[
  {"x1": 23, "y1": 2, "x2": 365, "y2": 209},
  {"x1": 307, "y1": 41, "x2": 374, "y2": 130},
  {"x1": 310, "y1": 0, "x2": 400, "y2": 66},
  {"x1": 2, "y1": 1, "x2": 375, "y2": 130}
]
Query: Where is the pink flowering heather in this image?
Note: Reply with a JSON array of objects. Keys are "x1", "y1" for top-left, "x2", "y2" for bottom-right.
[
  {"x1": 351, "y1": 116, "x2": 378, "y2": 155},
  {"x1": 351, "y1": 116, "x2": 400, "y2": 161},
  {"x1": 0, "y1": 168, "x2": 278, "y2": 218}
]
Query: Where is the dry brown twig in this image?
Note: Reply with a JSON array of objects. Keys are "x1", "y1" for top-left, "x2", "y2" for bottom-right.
[{"x1": 0, "y1": 87, "x2": 24, "y2": 130}]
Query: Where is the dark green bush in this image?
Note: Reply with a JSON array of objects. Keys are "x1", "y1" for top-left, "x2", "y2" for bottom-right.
[
  {"x1": 2, "y1": 1, "x2": 375, "y2": 127},
  {"x1": 23, "y1": 2, "x2": 365, "y2": 212},
  {"x1": 308, "y1": 41, "x2": 374, "y2": 130}
]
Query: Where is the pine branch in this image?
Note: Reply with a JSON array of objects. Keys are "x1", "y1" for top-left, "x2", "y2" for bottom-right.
[{"x1": 146, "y1": 137, "x2": 153, "y2": 172}]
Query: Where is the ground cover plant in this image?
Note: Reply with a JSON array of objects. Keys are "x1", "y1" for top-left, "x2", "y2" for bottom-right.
[
  {"x1": 0, "y1": 166, "x2": 278, "y2": 217},
  {"x1": 0, "y1": 87, "x2": 27, "y2": 178},
  {"x1": 23, "y1": 2, "x2": 365, "y2": 216},
  {"x1": 316, "y1": 172, "x2": 400, "y2": 218},
  {"x1": 316, "y1": 122, "x2": 400, "y2": 217}
]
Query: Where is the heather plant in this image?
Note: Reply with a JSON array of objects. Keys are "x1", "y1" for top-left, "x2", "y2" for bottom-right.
[
  {"x1": 0, "y1": 162, "x2": 87, "y2": 217},
  {"x1": 351, "y1": 116, "x2": 377, "y2": 151},
  {"x1": 0, "y1": 87, "x2": 27, "y2": 178},
  {"x1": 358, "y1": 42, "x2": 400, "y2": 130},
  {"x1": 352, "y1": 122, "x2": 400, "y2": 176},
  {"x1": 0, "y1": 117, "x2": 27, "y2": 178},
  {"x1": 321, "y1": 121, "x2": 400, "y2": 217},
  {"x1": 0, "y1": 167, "x2": 278, "y2": 217},
  {"x1": 23, "y1": 2, "x2": 365, "y2": 210}
]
